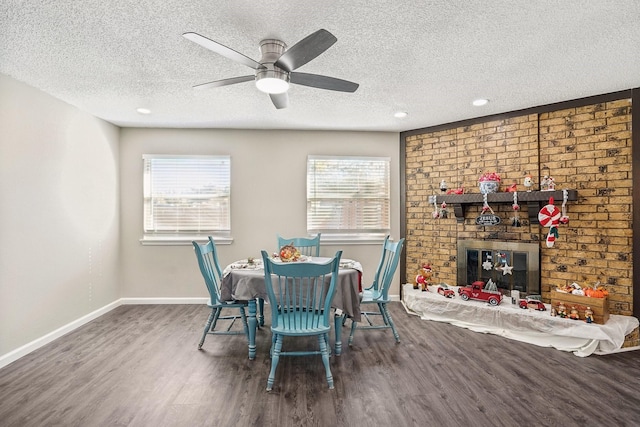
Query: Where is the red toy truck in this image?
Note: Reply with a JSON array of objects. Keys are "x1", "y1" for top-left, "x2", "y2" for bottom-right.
[{"x1": 458, "y1": 280, "x2": 503, "y2": 306}]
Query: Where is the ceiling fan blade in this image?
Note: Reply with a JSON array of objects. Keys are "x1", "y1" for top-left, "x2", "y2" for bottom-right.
[
  {"x1": 274, "y1": 29, "x2": 337, "y2": 72},
  {"x1": 290, "y1": 72, "x2": 359, "y2": 93},
  {"x1": 193, "y1": 75, "x2": 255, "y2": 90},
  {"x1": 269, "y1": 92, "x2": 289, "y2": 109},
  {"x1": 183, "y1": 32, "x2": 264, "y2": 70}
]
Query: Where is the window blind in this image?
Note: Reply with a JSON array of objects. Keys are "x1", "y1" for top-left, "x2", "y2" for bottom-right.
[
  {"x1": 307, "y1": 156, "x2": 390, "y2": 235},
  {"x1": 143, "y1": 155, "x2": 231, "y2": 237}
]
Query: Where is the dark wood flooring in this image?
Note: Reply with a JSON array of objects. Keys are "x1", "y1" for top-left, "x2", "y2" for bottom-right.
[{"x1": 1, "y1": 303, "x2": 639, "y2": 427}]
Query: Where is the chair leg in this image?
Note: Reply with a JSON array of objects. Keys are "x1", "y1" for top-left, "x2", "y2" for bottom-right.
[
  {"x1": 239, "y1": 307, "x2": 249, "y2": 338},
  {"x1": 270, "y1": 332, "x2": 277, "y2": 358},
  {"x1": 258, "y1": 298, "x2": 265, "y2": 327},
  {"x1": 267, "y1": 334, "x2": 283, "y2": 391},
  {"x1": 318, "y1": 334, "x2": 334, "y2": 389},
  {"x1": 380, "y1": 303, "x2": 400, "y2": 343},
  {"x1": 348, "y1": 317, "x2": 357, "y2": 346},
  {"x1": 198, "y1": 309, "x2": 216, "y2": 349},
  {"x1": 210, "y1": 307, "x2": 222, "y2": 332},
  {"x1": 341, "y1": 313, "x2": 348, "y2": 327}
]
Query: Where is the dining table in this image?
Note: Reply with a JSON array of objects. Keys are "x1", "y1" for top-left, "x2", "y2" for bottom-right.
[{"x1": 221, "y1": 256, "x2": 363, "y2": 360}]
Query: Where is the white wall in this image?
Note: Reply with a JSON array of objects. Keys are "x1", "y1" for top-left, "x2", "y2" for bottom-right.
[
  {"x1": 0, "y1": 74, "x2": 120, "y2": 356},
  {"x1": 119, "y1": 128, "x2": 401, "y2": 299},
  {"x1": 0, "y1": 74, "x2": 401, "y2": 363}
]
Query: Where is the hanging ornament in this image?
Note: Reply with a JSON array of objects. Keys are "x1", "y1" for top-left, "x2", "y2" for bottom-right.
[
  {"x1": 560, "y1": 189, "x2": 570, "y2": 224},
  {"x1": 431, "y1": 195, "x2": 440, "y2": 219},
  {"x1": 495, "y1": 252, "x2": 514, "y2": 275},
  {"x1": 440, "y1": 201, "x2": 448, "y2": 219},
  {"x1": 476, "y1": 193, "x2": 501, "y2": 226},
  {"x1": 511, "y1": 191, "x2": 521, "y2": 227},
  {"x1": 482, "y1": 253, "x2": 493, "y2": 270},
  {"x1": 495, "y1": 252, "x2": 506, "y2": 271},
  {"x1": 538, "y1": 197, "x2": 561, "y2": 248},
  {"x1": 501, "y1": 262, "x2": 514, "y2": 275}
]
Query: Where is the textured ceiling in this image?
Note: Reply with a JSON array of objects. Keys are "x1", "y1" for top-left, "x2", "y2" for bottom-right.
[{"x1": 2, "y1": 0, "x2": 640, "y2": 132}]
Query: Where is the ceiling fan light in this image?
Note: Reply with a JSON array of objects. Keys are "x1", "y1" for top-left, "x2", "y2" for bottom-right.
[
  {"x1": 255, "y1": 68, "x2": 290, "y2": 94},
  {"x1": 256, "y1": 77, "x2": 290, "y2": 94}
]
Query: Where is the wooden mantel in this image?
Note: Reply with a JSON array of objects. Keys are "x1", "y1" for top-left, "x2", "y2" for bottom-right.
[{"x1": 434, "y1": 189, "x2": 578, "y2": 224}]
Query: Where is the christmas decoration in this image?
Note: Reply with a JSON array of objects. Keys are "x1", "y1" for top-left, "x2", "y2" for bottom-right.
[
  {"x1": 431, "y1": 195, "x2": 439, "y2": 219},
  {"x1": 511, "y1": 191, "x2": 521, "y2": 227},
  {"x1": 482, "y1": 253, "x2": 493, "y2": 271},
  {"x1": 559, "y1": 189, "x2": 570, "y2": 224},
  {"x1": 476, "y1": 193, "x2": 501, "y2": 226},
  {"x1": 414, "y1": 263, "x2": 433, "y2": 291},
  {"x1": 495, "y1": 252, "x2": 514, "y2": 275},
  {"x1": 538, "y1": 197, "x2": 561, "y2": 248},
  {"x1": 523, "y1": 175, "x2": 534, "y2": 191},
  {"x1": 478, "y1": 171, "x2": 501, "y2": 194},
  {"x1": 541, "y1": 175, "x2": 555, "y2": 191}
]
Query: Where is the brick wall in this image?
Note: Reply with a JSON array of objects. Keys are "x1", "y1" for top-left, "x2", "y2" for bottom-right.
[{"x1": 404, "y1": 98, "x2": 633, "y2": 315}]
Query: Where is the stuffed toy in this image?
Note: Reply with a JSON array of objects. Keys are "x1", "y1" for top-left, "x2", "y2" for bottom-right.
[{"x1": 414, "y1": 263, "x2": 433, "y2": 292}]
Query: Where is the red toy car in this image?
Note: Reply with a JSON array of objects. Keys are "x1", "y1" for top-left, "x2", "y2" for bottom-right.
[
  {"x1": 519, "y1": 295, "x2": 546, "y2": 311},
  {"x1": 458, "y1": 280, "x2": 503, "y2": 306},
  {"x1": 437, "y1": 284, "x2": 455, "y2": 298}
]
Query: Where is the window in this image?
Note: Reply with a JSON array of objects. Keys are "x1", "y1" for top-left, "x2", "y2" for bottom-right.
[
  {"x1": 142, "y1": 155, "x2": 230, "y2": 243},
  {"x1": 307, "y1": 156, "x2": 390, "y2": 238}
]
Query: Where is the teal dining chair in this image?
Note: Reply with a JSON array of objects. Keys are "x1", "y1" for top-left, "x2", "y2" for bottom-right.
[
  {"x1": 260, "y1": 250, "x2": 342, "y2": 391},
  {"x1": 192, "y1": 237, "x2": 249, "y2": 350},
  {"x1": 343, "y1": 235, "x2": 405, "y2": 345},
  {"x1": 276, "y1": 233, "x2": 321, "y2": 256}
]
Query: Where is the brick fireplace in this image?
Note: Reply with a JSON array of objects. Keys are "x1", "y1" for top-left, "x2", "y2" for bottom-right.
[{"x1": 402, "y1": 94, "x2": 634, "y2": 316}]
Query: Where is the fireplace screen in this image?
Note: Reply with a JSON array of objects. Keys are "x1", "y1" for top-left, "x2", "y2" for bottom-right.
[{"x1": 457, "y1": 240, "x2": 540, "y2": 296}]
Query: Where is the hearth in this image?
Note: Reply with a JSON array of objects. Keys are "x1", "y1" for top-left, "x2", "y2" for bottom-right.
[{"x1": 457, "y1": 240, "x2": 540, "y2": 296}]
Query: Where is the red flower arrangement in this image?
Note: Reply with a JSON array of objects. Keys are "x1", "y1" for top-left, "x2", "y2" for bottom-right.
[{"x1": 478, "y1": 172, "x2": 501, "y2": 182}]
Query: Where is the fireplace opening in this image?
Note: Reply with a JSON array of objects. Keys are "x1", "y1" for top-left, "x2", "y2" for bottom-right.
[{"x1": 457, "y1": 240, "x2": 540, "y2": 296}]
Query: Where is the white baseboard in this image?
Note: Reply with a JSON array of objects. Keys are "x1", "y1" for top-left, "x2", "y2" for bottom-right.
[
  {"x1": 121, "y1": 297, "x2": 209, "y2": 305},
  {"x1": 0, "y1": 297, "x2": 208, "y2": 370},
  {"x1": 0, "y1": 300, "x2": 121, "y2": 370}
]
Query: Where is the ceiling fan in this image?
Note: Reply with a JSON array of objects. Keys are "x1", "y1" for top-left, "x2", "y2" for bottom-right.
[{"x1": 182, "y1": 29, "x2": 359, "y2": 109}]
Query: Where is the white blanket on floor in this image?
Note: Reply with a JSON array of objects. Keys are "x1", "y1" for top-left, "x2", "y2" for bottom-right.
[{"x1": 402, "y1": 284, "x2": 638, "y2": 357}]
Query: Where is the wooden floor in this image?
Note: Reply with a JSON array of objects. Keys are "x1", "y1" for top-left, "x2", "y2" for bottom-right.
[{"x1": 1, "y1": 303, "x2": 639, "y2": 427}]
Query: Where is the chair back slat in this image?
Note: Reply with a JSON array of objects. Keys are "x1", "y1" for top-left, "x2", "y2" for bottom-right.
[
  {"x1": 371, "y1": 236, "x2": 405, "y2": 300},
  {"x1": 192, "y1": 237, "x2": 224, "y2": 305},
  {"x1": 276, "y1": 233, "x2": 321, "y2": 257},
  {"x1": 262, "y1": 250, "x2": 341, "y2": 332}
]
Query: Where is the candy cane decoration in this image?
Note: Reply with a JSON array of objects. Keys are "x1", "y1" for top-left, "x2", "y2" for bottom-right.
[{"x1": 538, "y1": 197, "x2": 561, "y2": 248}]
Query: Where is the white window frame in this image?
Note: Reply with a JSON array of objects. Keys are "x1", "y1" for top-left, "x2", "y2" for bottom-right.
[
  {"x1": 140, "y1": 154, "x2": 232, "y2": 246},
  {"x1": 307, "y1": 155, "x2": 391, "y2": 243}
]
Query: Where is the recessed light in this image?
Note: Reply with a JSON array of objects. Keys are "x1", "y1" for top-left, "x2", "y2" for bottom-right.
[
  {"x1": 472, "y1": 99, "x2": 489, "y2": 107},
  {"x1": 136, "y1": 108, "x2": 151, "y2": 114},
  {"x1": 394, "y1": 111, "x2": 408, "y2": 118}
]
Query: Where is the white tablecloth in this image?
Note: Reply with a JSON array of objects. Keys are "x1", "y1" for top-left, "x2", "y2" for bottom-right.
[{"x1": 402, "y1": 284, "x2": 638, "y2": 357}]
